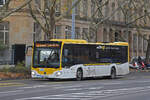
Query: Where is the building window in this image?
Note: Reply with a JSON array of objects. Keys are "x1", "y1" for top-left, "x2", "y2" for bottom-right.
[
  {"x1": 143, "y1": 34, "x2": 147, "y2": 52},
  {"x1": 33, "y1": 22, "x2": 41, "y2": 41},
  {"x1": 138, "y1": 35, "x2": 142, "y2": 52},
  {"x1": 75, "y1": 1, "x2": 80, "y2": 17},
  {"x1": 44, "y1": 0, "x2": 51, "y2": 10},
  {"x1": 65, "y1": 26, "x2": 71, "y2": 39},
  {"x1": 109, "y1": 29, "x2": 113, "y2": 42},
  {"x1": 0, "y1": 0, "x2": 5, "y2": 6},
  {"x1": 0, "y1": 22, "x2": 9, "y2": 45},
  {"x1": 75, "y1": 27, "x2": 80, "y2": 39},
  {"x1": 35, "y1": 0, "x2": 41, "y2": 9},
  {"x1": 104, "y1": 1, "x2": 109, "y2": 17},
  {"x1": 111, "y1": 2, "x2": 115, "y2": 20},
  {"x1": 115, "y1": 32, "x2": 119, "y2": 42},
  {"x1": 91, "y1": 0, "x2": 95, "y2": 17},
  {"x1": 123, "y1": 31, "x2": 129, "y2": 42},
  {"x1": 103, "y1": 29, "x2": 108, "y2": 42},
  {"x1": 55, "y1": 1, "x2": 61, "y2": 16},
  {"x1": 54, "y1": 25, "x2": 61, "y2": 39},
  {"x1": 133, "y1": 34, "x2": 137, "y2": 52},
  {"x1": 82, "y1": 28, "x2": 88, "y2": 40},
  {"x1": 83, "y1": 0, "x2": 88, "y2": 17},
  {"x1": 117, "y1": 10, "x2": 121, "y2": 21},
  {"x1": 118, "y1": 1, "x2": 122, "y2": 21}
]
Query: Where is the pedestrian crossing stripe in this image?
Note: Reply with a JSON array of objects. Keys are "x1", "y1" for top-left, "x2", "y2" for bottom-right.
[{"x1": 16, "y1": 86, "x2": 150, "y2": 100}]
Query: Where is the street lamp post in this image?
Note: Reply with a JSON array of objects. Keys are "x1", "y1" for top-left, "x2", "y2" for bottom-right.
[{"x1": 71, "y1": 0, "x2": 76, "y2": 39}]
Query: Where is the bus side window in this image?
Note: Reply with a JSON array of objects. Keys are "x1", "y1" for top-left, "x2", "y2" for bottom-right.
[
  {"x1": 121, "y1": 46, "x2": 128, "y2": 63},
  {"x1": 63, "y1": 47, "x2": 73, "y2": 65},
  {"x1": 63, "y1": 49, "x2": 69, "y2": 63},
  {"x1": 64, "y1": 49, "x2": 68, "y2": 56}
]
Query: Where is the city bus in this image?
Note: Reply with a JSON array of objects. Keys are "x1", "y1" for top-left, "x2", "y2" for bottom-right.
[{"x1": 31, "y1": 39, "x2": 129, "y2": 80}]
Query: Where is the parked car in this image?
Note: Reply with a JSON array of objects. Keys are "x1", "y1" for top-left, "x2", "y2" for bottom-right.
[
  {"x1": 129, "y1": 57, "x2": 146, "y2": 69},
  {"x1": 129, "y1": 59, "x2": 139, "y2": 69}
]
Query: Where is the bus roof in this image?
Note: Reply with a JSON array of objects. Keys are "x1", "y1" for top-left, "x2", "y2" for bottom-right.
[
  {"x1": 50, "y1": 39, "x2": 87, "y2": 44},
  {"x1": 50, "y1": 39, "x2": 128, "y2": 46},
  {"x1": 96, "y1": 42, "x2": 129, "y2": 46}
]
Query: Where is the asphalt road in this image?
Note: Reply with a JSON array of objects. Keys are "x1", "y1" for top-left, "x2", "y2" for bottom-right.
[{"x1": 0, "y1": 71, "x2": 150, "y2": 100}]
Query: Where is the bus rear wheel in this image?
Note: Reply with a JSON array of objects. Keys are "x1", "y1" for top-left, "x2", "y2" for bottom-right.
[
  {"x1": 76, "y1": 69, "x2": 83, "y2": 81},
  {"x1": 110, "y1": 67, "x2": 116, "y2": 79}
]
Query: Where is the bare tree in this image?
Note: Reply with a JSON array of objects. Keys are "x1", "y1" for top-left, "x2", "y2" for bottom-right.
[
  {"x1": 84, "y1": 0, "x2": 129, "y2": 42},
  {"x1": 27, "y1": 0, "x2": 150, "y2": 62},
  {"x1": 119, "y1": 0, "x2": 150, "y2": 62},
  {"x1": 85, "y1": 0, "x2": 150, "y2": 62},
  {"x1": 0, "y1": 0, "x2": 32, "y2": 21},
  {"x1": 29, "y1": 0, "x2": 81, "y2": 40},
  {"x1": 81, "y1": 0, "x2": 108, "y2": 42}
]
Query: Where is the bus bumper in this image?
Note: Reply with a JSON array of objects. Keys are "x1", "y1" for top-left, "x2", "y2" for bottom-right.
[{"x1": 31, "y1": 70, "x2": 76, "y2": 79}]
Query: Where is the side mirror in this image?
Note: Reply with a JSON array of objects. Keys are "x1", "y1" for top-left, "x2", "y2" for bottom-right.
[{"x1": 26, "y1": 46, "x2": 33, "y2": 54}]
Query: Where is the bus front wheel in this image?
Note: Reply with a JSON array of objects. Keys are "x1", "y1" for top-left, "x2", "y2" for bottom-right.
[
  {"x1": 76, "y1": 68, "x2": 83, "y2": 81},
  {"x1": 110, "y1": 67, "x2": 116, "y2": 79}
]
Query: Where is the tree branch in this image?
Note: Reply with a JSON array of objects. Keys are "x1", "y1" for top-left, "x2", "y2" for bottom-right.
[
  {"x1": 56, "y1": 0, "x2": 81, "y2": 22},
  {"x1": 0, "y1": 0, "x2": 32, "y2": 21},
  {"x1": 28, "y1": 3, "x2": 47, "y2": 34}
]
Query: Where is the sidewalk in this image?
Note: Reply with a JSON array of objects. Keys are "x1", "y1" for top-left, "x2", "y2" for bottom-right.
[{"x1": 130, "y1": 68, "x2": 150, "y2": 72}]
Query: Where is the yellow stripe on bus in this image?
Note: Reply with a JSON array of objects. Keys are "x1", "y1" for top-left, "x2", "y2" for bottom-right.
[{"x1": 84, "y1": 63, "x2": 120, "y2": 66}]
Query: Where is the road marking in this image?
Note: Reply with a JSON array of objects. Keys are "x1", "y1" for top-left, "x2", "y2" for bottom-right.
[
  {"x1": 103, "y1": 82, "x2": 122, "y2": 85},
  {"x1": 18, "y1": 85, "x2": 49, "y2": 89},
  {"x1": 18, "y1": 84, "x2": 84, "y2": 90},
  {"x1": 53, "y1": 84, "x2": 83, "y2": 89},
  {"x1": 65, "y1": 86, "x2": 103, "y2": 91},
  {"x1": 43, "y1": 97, "x2": 81, "y2": 100},
  {"x1": 0, "y1": 90, "x2": 24, "y2": 94},
  {"x1": 66, "y1": 88, "x2": 82, "y2": 91},
  {"x1": 16, "y1": 97, "x2": 81, "y2": 100},
  {"x1": 43, "y1": 97, "x2": 80, "y2": 99},
  {"x1": 44, "y1": 81, "x2": 75, "y2": 84},
  {"x1": 17, "y1": 85, "x2": 150, "y2": 100}
]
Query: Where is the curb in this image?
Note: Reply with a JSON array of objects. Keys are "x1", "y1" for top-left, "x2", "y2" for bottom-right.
[
  {"x1": 130, "y1": 70, "x2": 150, "y2": 72},
  {"x1": 0, "y1": 77, "x2": 31, "y2": 81},
  {"x1": 130, "y1": 68, "x2": 150, "y2": 72}
]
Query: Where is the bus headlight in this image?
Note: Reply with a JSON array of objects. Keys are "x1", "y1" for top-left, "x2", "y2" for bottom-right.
[
  {"x1": 32, "y1": 71, "x2": 36, "y2": 75},
  {"x1": 55, "y1": 71, "x2": 62, "y2": 77}
]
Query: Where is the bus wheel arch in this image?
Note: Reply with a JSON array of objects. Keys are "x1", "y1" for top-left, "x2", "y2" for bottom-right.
[
  {"x1": 110, "y1": 67, "x2": 116, "y2": 79},
  {"x1": 76, "y1": 68, "x2": 83, "y2": 81}
]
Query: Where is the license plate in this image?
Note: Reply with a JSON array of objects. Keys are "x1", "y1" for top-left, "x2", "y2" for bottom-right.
[{"x1": 40, "y1": 68, "x2": 44, "y2": 71}]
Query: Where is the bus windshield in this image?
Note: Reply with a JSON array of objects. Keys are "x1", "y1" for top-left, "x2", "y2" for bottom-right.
[{"x1": 33, "y1": 47, "x2": 60, "y2": 68}]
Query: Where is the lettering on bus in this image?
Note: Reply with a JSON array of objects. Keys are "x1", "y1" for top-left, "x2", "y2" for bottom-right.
[
  {"x1": 36, "y1": 44, "x2": 59, "y2": 47},
  {"x1": 105, "y1": 47, "x2": 120, "y2": 50},
  {"x1": 96, "y1": 46, "x2": 105, "y2": 50},
  {"x1": 96, "y1": 46, "x2": 120, "y2": 50}
]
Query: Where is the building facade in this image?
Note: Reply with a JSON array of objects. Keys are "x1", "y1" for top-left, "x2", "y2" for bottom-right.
[
  {"x1": 54, "y1": 0, "x2": 150, "y2": 59},
  {"x1": 97, "y1": 0, "x2": 150, "y2": 59},
  {"x1": 0, "y1": 0, "x2": 36, "y2": 64},
  {"x1": 0, "y1": 0, "x2": 149, "y2": 65}
]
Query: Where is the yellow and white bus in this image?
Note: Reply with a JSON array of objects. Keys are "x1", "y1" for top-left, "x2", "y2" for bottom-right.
[{"x1": 31, "y1": 39, "x2": 129, "y2": 80}]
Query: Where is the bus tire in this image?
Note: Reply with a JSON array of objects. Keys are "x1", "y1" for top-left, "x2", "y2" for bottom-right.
[
  {"x1": 76, "y1": 68, "x2": 83, "y2": 81},
  {"x1": 110, "y1": 67, "x2": 116, "y2": 79}
]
